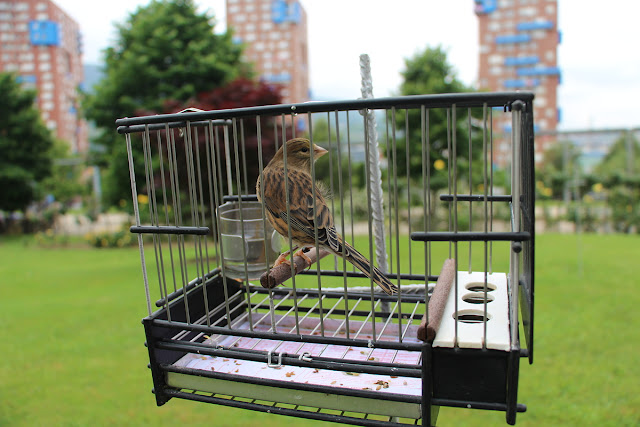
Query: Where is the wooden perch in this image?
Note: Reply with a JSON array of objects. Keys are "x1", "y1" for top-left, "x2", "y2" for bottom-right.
[
  {"x1": 259, "y1": 247, "x2": 332, "y2": 289},
  {"x1": 417, "y1": 259, "x2": 456, "y2": 342}
]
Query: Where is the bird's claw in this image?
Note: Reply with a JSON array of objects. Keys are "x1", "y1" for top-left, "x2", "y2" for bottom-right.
[
  {"x1": 293, "y1": 248, "x2": 313, "y2": 266},
  {"x1": 273, "y1": 253, "x2": 292, "y2": 267}
]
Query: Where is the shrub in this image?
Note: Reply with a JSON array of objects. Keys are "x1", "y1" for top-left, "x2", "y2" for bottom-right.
[{"x1": 85, "y1": 227, "x2": 136, "y2": 248}]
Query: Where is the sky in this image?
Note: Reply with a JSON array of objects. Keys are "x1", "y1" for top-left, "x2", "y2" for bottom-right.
[{"x1": 54, "y1": 0, "x2": 640, "y2": 131}]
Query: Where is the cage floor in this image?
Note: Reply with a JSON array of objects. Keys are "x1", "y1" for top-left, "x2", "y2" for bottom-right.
[{"x1": 169, "y1": 313, "x2": 424, "y2": 418}]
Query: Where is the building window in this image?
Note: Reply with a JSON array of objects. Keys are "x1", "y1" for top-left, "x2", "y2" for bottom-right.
[
  {"x1": 518, "y1": 7, "x2": 536, "y2": 16},
  {"x1": 489, "y1": 54, "x2": 503, "y2": 65},
  {"x1": 18, "y1": 52, "x2": 34, "y2": 61}
]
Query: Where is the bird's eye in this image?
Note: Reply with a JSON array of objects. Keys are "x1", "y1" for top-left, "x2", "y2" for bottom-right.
[{"x1": 301, "y1": 147, "x2": 309, "y2": 153}]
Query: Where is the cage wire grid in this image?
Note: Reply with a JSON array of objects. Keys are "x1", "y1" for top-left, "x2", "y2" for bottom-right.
[{"x1": 116, "y1": 92, "x2": 535, "y2": 426}]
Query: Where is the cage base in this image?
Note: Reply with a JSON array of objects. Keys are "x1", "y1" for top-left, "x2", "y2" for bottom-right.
[
  {"x1": 145, "y1": 273, "x2": 522, "y2": 425},
  {"x1": 164, "y1": 387, "x2": 437, "y2": 426},
  {"x1": 166, "y1": 365, "x2": 422, "y2": 419}
]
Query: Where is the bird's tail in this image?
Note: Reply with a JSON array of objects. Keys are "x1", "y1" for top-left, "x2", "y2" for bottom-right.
[{"x1": 342, "y1": 241, "x2": 398, "y2": 296}]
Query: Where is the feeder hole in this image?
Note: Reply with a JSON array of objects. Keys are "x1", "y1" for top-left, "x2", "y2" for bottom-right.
[
  {"x1": 453, "y1": 310, "x2": 491, "y2": 323},
  {"x1": 462, "y1": 292, "x2": 495, "y2": 304},
  {"x1": 465, "y1": 282, "x2": 497, "y2": 292}
]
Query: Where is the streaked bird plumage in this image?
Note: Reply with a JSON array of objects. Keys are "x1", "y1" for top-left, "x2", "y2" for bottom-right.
[{"x1": 256, "y1": 137, "x2": 397, "y2": 296}]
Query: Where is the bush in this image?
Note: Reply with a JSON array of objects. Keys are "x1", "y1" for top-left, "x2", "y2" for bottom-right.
[{"x1": 85, "y1": 227, "x2": 136, "y2": 248}]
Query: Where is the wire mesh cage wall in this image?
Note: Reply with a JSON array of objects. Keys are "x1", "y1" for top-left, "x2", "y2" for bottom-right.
[{"x1": 115, "y1": 92, "x2": 535, "y2": 426}]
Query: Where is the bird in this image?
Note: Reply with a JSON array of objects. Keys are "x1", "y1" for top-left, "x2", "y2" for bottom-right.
[{"x1": 256, "y1": 137, "x2": 398, "y2": 296}]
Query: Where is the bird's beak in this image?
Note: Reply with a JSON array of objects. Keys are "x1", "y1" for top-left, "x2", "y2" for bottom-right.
[{"x1": 313, "y1": 145, "x2": 328, "y2": 159}]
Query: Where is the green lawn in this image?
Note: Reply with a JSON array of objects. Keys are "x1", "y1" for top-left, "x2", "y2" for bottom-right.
[{"x1": 1, "y1": 234, "x2": 639, "y2": 426}]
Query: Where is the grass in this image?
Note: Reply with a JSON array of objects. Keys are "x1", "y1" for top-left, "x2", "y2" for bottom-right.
[{"x1": 1, "y1": 233, "x2": 639, "y2": 426}]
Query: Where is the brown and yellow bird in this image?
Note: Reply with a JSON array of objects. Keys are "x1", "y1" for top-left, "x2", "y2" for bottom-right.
[{"x1": 256, "y1": 137, "x2": 397, "y2": 296}]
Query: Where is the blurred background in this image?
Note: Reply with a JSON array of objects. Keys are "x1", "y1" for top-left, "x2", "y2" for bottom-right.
[{"x1": 1, "y1": 1, "x2": 638, "y2": 426}]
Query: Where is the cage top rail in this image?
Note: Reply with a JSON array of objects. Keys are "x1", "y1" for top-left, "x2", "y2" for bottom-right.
[{"x1": 115, "y1": 91, "x2": 534, "y2": 132}]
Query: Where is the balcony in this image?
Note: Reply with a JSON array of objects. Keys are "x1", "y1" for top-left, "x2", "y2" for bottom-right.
[
  {"x1": 517, "y1": 21, "x2": 554, "y2": 31},
  {"x1": 504, "y1": 56, "x2": 539, "y2": 66},
  {"x1": 495, "y1": 34, "x2": 531, "y2": 44}
]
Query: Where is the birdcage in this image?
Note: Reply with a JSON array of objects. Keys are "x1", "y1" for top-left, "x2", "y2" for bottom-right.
[{"x1": 115, "y1": 92, "x2": 535, "y2": 426}]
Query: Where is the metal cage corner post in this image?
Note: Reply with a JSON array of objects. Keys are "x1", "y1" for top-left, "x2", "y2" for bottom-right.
[{"x1": 117, "y1": 92, "x2": 536, "y2": 426}]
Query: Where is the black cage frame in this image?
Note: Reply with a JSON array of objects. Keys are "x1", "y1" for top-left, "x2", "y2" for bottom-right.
[{"x1": 116, "y1": 92, "x2": 535, "y2": 426}]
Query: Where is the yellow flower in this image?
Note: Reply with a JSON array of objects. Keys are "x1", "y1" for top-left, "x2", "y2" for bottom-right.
[
  {"x1": 543, "y1": 188, "x2": 552, "y2": 197},
  {"x1": 592, "y1": 183, "x2": 603, "y2": 193},
  {"x1": 137, "y1": 194, "x2": 149, "y2": 204},
  {"x1": 434, "y1": 159, "x2": 446, "y2": 171}
]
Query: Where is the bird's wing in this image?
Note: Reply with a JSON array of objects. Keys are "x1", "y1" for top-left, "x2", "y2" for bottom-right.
[{"x1": 262, "y1": 168, "x2": 339, "y2": 251}]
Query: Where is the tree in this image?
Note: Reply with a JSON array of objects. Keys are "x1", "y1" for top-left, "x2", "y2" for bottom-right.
[
  {"x1": 593, "y1": 132, "x2": 640, "y2": 178},
  {"x1": 394, "y1": 46, "x2": 481, "y2": 192},
  {"x1": 40, "y1": 139, "x2": 88, "y2": 207},
  {"x1": 84, "y1": 0, "x2": 247, "y2": 206},
  {"x1": 157, "y1": 77, "x2": 285, "y2": 201},
  {"x1": 593, "y1": 132, "x2": 640, "y2": 232},
  {"x1": 537, "y1": 140, "x2": 582, "y2": 200},
  {"x1": 0, "y1": 73, "x2": 54, "y2": 212}
]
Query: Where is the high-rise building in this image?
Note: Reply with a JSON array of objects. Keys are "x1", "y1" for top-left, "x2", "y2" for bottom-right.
[
  {"x1": 0, "y1": 0, "x2": 87, "y2": 153},
  {"x1": 475, "y1": 0, "x2": 560, "y2": 164},
  {"x1": 226, "y1": 0, "x2": 309, "y2": 106}
]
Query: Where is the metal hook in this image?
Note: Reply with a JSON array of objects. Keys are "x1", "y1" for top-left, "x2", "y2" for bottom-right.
[
  {"x1": 298, "y1": 352, "x2": 312, "y2": 362},
  {"x1": 267, "y1": 350, "x2": 283, "y2": 368}
]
